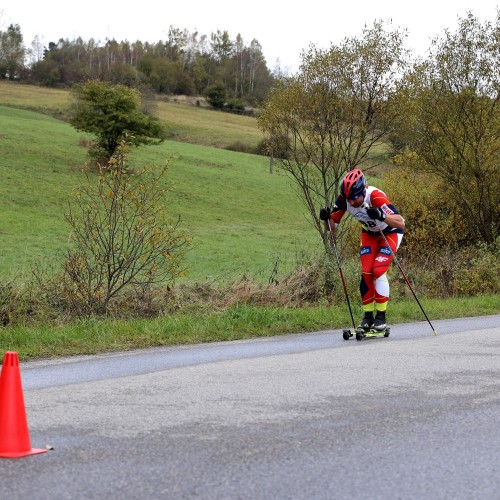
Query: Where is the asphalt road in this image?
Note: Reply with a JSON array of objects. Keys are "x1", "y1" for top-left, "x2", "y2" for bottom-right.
[{"x1": 1, "y1": 314, "x2": 499, "y2": 499}]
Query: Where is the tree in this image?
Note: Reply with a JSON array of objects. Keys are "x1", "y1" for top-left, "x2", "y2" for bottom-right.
[
  {"x1": 258, "y1": 21, "x2": 408, "y2": 243},
  {"x1": 205, "y1": 83, "x2": 226, "y2": 109},
  {"x1": 29, "y1": 35, "x2": 44, "y2": 65},
  {"x1": 392, "y1": 11, "x2": 499, "y2": 244},
  {"x1": 63, "y1": 141, "x2": 190, "y2": 315},
  {"x1": 245, "y1": 39, "x2": 273, "y2": 103},
  {"x1": 69, "y1": 80, "x2": 166, "y2": 161},
  {"x1": 165, "y1": 26, "x2": 189, "y2": 62},
  {"x1": 210, "y1": 30, "x2": 234, "y2": 62},
  {"x1": 0, "y1": 24, "x2": 25, "y2": 79},
  {"x1": 19, "y1": 25, "x2": 275, "y2": 104}
]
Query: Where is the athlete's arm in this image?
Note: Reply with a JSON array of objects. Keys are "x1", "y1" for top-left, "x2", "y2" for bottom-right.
[
  {"x1": 329, "y1": 195, "x2": 346, "y2": 225},
  {"x1": 384, "y1": 212, "x2": 405, "y2": 230},
  {"x1": 370, "y1": 190, "x2": 405, "y2": 230}
]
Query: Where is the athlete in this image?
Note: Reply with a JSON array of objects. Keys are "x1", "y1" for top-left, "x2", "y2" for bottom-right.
[{"x1": 319, "y1": 168, "x2": 405, "y2": 331}]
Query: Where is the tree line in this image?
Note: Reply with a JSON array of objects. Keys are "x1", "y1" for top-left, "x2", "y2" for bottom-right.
[{"x1": 0, "y1": 24, "x2": 276, "y2": 106}]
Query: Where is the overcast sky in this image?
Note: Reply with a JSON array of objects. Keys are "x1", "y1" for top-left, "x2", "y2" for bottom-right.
[{"x1": 1, "y1": 1, "x2": 498, "y2": 72}]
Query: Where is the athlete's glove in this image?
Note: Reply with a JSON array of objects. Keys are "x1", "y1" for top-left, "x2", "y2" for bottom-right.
[
  {"x1": 319, "y1": 206, "x2": 331, "y2": 221},
  {"x1": 366, "y1": 206, "x2": 387, "y2": 221}
]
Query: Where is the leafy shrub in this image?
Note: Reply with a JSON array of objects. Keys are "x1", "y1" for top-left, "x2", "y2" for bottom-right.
[
  {"x1": 205, "y1": 84, "x2": 226, "y2": 109},
  {"x1": 225, "y1": 98, "x2": 245, "y2": 111},
  {"x1": 451, "y1": 241, "x2": 499, "y2": 296},
  {"x1": 384, "y1": 166, "x2": 469, "y2": 261}
]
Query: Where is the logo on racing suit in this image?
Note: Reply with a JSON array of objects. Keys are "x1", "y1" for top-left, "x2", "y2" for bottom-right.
[
  {"x1": 360, "y1": 246, "x2": 371, "y2": 255},
  {"x1": 375, "y1": 256, "x2": 389, "y2": 263}
]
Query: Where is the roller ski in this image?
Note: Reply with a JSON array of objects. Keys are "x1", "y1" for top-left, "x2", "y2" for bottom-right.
[
  {"x1": 343, "y1": 311, "x2": 390, "y2": 341},
  {"x1": 354, "y1": 326, "x2": 390, "y2": 340},
  {"x1": 342, "y1": 326, "x2": 390, "y2": 341}
]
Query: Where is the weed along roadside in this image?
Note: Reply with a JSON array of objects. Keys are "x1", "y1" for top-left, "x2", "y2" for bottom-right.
[{"x1": 0, "y1": 296, "x2": 499, "y2": 361}]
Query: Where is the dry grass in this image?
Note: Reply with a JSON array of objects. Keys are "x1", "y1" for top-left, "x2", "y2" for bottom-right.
[
  {"x1": 155, "y1": 98, "x2": 263, "y2": 149},
  {"x1": 0, "y1": 81, "x2": 71, "y2": 112},
  {"x1": 0, "y1": 81, "x2": 264, "y2": 150},
  {"x1": 169, "y1": 261, "x2": 328, "y2": 312}
]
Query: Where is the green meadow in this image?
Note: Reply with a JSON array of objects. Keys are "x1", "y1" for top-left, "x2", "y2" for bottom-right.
[
  {"x1": 0, "y1": 99, "x2": 317, "y2": 282},
  {"x1": 0, "y1": 83, "x2": 497, "y2": 360}
]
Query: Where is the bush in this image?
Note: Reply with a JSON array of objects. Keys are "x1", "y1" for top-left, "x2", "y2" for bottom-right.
[
  {"x1": 0, "y1": 240, "x2": 497, "y2": 327},
  {"x1": 0, "y1": 279, "x2": 30, "y2": 326},
  {"x1": 225, "y1": 98, "x2": 245, "y2": 111},
  {"x1": 451, "y1": 241, "x2": 499, "y2": 296},
  {"x1": 62, "y1": 142, "x2": 190, "y2": 315},
  {"x1": 205, "y1": 84, "x2": 226, "y2": 109},
  {"x1": 384, "y1": 166, "x2": 469, "y2": 260}
]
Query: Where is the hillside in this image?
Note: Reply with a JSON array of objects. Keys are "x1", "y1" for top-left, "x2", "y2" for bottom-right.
[
  {"x1": 0, "y1": 83, "x2": 318, "y2": 283},
  {"x1": 0, "y1": 84, "x2": 498, "y2": 358},
  {"x1": 0, "y1": 81, "x2": 263, "y2": 150}
]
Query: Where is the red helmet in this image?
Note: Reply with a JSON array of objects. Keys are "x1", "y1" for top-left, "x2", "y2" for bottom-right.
[{"x1": 340, "y1": 169, "x2": 367, "y2": 200}]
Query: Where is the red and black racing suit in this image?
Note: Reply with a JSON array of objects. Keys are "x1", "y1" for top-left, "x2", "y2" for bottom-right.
[{"x1": 329, "y1": 186, "x2": 404, "y2": 314}]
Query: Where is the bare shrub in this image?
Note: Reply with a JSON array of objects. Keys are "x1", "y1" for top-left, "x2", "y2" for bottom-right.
[
  {"x1": 62, "y1": 141, "x2": 190, "y2": 315},
  {"x1": 78, "y1": 137, "x2": 94, "y2": 148}
]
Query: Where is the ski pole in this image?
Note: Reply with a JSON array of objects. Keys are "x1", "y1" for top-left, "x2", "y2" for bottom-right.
[
  {"x1": 326, "y1": 219, "x2": 357, "y2": 332},
  {"x1": 364, "y1": 203, "x2": 438, "y2": 336}
]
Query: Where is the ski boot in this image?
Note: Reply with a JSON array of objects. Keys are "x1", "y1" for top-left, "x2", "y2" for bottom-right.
[
  {"x1": 354, "y1": 312, "x2": 374, "y2": 340},
  {"x1": 355, "y1": 311, "x2": 390, "y2": 340},
  {"x1": 358, "y1": 312, "x2": 374, "y2": 331},
  {"x1": 373, "y1": 311, "x2": 387, "y2": 331}
]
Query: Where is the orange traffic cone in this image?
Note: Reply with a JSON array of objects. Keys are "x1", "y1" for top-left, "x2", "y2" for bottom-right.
[{"x1": 0, "y1": 351, "x2": 47, "y2": 458}]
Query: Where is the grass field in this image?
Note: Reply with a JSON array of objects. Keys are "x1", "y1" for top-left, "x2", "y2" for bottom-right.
[
  {"x1": 0, "y1": 81, "x2": 262, "y2": 150},
  {"x1": 0, "y1": 101, "x2": 317, "y2": 282},
  {"x1": 156, "y1": 97, "x2": 263, "y2": 149},
  {"x1": 0, "y1": 82, "x2": 497, "y2": 360}
]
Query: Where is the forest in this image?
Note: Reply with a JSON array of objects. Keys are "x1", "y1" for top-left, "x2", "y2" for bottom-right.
[{"x1": 0, "y1": 24, "x2": 276, "y2": 107}]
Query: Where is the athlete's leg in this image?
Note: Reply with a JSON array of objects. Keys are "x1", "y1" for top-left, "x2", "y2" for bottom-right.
[
  {"x1": 359, "y1": 232, "x2": 378, "y2": 315},
  {"x1": 372, "y1": 233, "x2": 403, "y2": 328}
]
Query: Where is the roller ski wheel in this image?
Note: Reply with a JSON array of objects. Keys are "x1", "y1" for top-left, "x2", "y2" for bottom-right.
[
  {"x1": 342, "y1": 329, "x2": 353, "y2": 341},
  {"x1": 355, "y1": 329, "x2": 366, "y2": 341}
]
